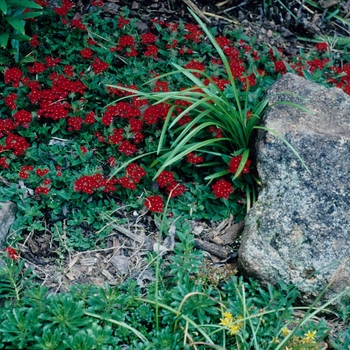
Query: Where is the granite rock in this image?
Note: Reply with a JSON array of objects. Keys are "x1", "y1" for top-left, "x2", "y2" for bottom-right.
[
  {"x1": 0, "y1": 201, "x2": 17, "y2": 249},
  {"x1": 238, "y1": 73, "x2": 350, "y2": 309}
]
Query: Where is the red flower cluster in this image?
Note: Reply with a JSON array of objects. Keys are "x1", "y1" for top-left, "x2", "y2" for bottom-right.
[
  {"x1": 5, "y1": 133, "x2": 30, "y2": 156},
  {"x1": 315, "y1": 42, "x2": 328, "y2": 51},
  {"x1": 184, "y1": 24, "x2": 203, "y2": 43},
  {"x1": 156, "y1": 171, "x2": 186, "y2": 197},
  {"x1": 187, "y1": 152, "x2": 203, "y2": 164},
  {"x1": 118, "y1": 17, "x2": 130, "y2": 28},
  {"x1": 4, "y1": 68, "x2": 23, "y2": 87},
  {"x1": 19, "y1": 165, "x2": 34, "y2": 179},
  {"x1": 209, "y1": 126, "x2": 223, "y2": 138},
  {"x1": 13, "y1": 110, "x2": 32, "y2": 125},
  {"x1": 30, "y1": 34, "x2": 40, "y2": 47},
  {"x1": 28, "y1": 62, "x2": 46, "y2": 74},
  {"x1": 144, "y1": 195, "x2": 164, "y2": 213},
  {"x1": 80, "y1": 48, "x2": 94, "y2": 59},
  {"x1": 229, "y1": 60, "x2": 245, "y2": 79},
  {"x1": 0, "y1": 157, "x2": 9, "y2": 169},
  {"x1": 45, "y1": 56, "x2": 61, "y2": 67},
  {"x1": 71, "y1": 18, "x2": 87, "y2": 31},
  {"x1": 85, "y1": 111, "x2": 96, "y2": 124},
  {"x1": 5, "y1": 247, "x2": 19, "y2": 260},
  {"x1": 166, "y1": 182, "x2": 186, "y2": 198},
  {"x1": 307, "y1": 58, "x2": 329, "y2": 72},
  {"x1": 156, "y1": 170, "x2": 174, "y2": 187},
  {"x1": 143, "y1": 103, "x2": 169, "y2": 125},
  {"x1": 117, "y1": 163, "x2": 146, "y2": 190},
  {"x1": 36, "y1": 168, "x2": 49, "y2": 177},
  {"x1": 141, "y1": 32, "x2": 157, "y2": 44},
  {"x1": 212, "y1": 179, "x2": 234, "y2": 199},
  {"x1": 119, "y1": 140, "x2": 137, "y2": 156},
  {"x1": 228, "y1": 155, "x2": 251, "y2": 175},
  {"x1": 203, "y1": 76, "x2": 230, "y2": 91},
  {"x1": 144, "y1": 45, "x2": 158, "y2": 58},
  {"x1": 67, "y1": 116, "x2": 84, "y2": 131},
  {"x1": 74, "y1": 174, "x2": 118, "y2": 194},
  {"x1": 4, "y1": 94, "x2": 18, "y2": 110},
  {"x1": 215, "y1": 36, "x2": 231, "y2": 48},
  {"x1": 35, "y1": 185, "x2": 50, "y2": 195},
  {"x1": 274, "y1": 61, "x2": 286, "y2": 74},
  {"x1": 184, "y1": 59, "x2": 205, "y2": 78},
  {"x1": 92, "y1": 58, "x2": 110, "y2": 74},
  {"x1": 53, "y1": 0, "x2": 73, "y2": 16}
]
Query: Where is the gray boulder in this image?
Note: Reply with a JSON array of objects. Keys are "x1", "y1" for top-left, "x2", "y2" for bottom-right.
[
  {"x1": 239, "y1": 73, "x2": 350, "y2": 309},
  {"x1": 0, "y1": 201, "x2": 17, "y2": 248}
]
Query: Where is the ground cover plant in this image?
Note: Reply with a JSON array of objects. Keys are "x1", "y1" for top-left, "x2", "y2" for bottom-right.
[
  {"x1": 0, "y1": 225, "x2": 349, "y2": 349},
  {"x1": 1, "y1": 0, "x2": 350, "y2": 348}
]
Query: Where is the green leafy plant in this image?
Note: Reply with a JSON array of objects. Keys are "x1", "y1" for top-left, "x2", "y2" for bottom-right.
[{"x1": 0, "y1": 0, "x2": 43, "y2": 64}]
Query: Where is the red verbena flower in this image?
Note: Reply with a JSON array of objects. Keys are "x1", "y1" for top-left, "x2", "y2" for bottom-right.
[
  {"x1": 4, "y1": 67, "x2": 23, "y2": 87},
  {"x1": 119, "y1": 35, "x2": 135, "y2": 47},
  {"x1": 85, "y1": 111, "x2": 96, "y2": 124},
  {"x1": 5, "y1": 133, "x2": 30, "y2": 156},
  {"x1": 187, "y1": 152, "x2": 203, "y2": 164},
  {"x1": 5, "y1": 247, "x2": 19, "y2": 260},
  {"x1": 144, "y1": 45, "x2": 158, "y2": 58},
  {"x1": 36, "y1": 168, "x2": 49, "y2": 177},
  {"x1": 274, "y1": 61, "x2": 287, "y2": 74},
  {"x1": 80, "y1": 48, "x2": 94, "y2": 59},
  {"x1": 228, "y1": 155, "x2": 251, "y2": 175},
  {"x1": 315, "y1": 42, "x2": 328, "y2": 51},
  {"x1": 184, "y1": 59, "x2": 205, "y2": 78},
  {"x1": 156, "y1": 170, "x2": 174, "y2": 188},
  {"x1": 0, "y1": 157, "x2": 9, "y2": 169},
  {"x1": 92, "y1": 58, "x2": 109, "y2": 74},
  {"x1": 166, "y1": 181, "x2": 186, "y2": 197},
  {"x1": 13, "y1": 110, "x2": 32, "y2": 125},
  {"x1": 119, "y1": 140, "x2": 137, "y2": 156},
  {"x1": 145, "y1": 195, "x2": 164, "y2": 213},
  {"x1": 4, "y1": 94, "x2": 18, "y2": 110},
  {"x1": 126, "y1": 163, "x2": 146, "y2": 183},
  {"x1": 141, "y1": 32, "x2": 157, "y2": 44},
  {"x1": 30, "y1": 34, "x2": 40, "y2": 47},
  {"x1": 118, "y1": 17, "x2": 130, "y2": 28},
  {"x1": 71, "y1": 18, "x2": 87, "y2": 31},
  {"x1": 53, "y1": 0, "x2": 73, "y2": 16},
  {"x1": 45, "y1": 56, "x2": 61, "y2": 67},
  {"x1": 28, "y1": 62, "x2": 46, "y2": 74},
  {"x1": 212, "y1": 179, "x2": 234, "y2": 199},
  {"x1": 35, "y1": 186, "x2": 50, "y2": 195},
  {"x1": 67, "y1": 116, "x2": 83, "y2": 131}
]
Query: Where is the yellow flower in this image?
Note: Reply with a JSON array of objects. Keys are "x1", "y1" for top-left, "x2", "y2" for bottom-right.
[
  {"x1": 229, "y1": 323, "x2": 242, "y2": 335},
  {"x1": 220, "y1": 317, "x2": 232, "y2": 326},
  {"x1": 282, "y1": 327, "x2": 290, "y2": 336},
  {"x1": 223, "y1": 311, "x2": 233, "y2": 321},
  {"x1": 301, "y1": 330, "x2": 316, "y2": 344},
  {"x1": 219, "y1": 311, "x2": 233, "y2": 326}
]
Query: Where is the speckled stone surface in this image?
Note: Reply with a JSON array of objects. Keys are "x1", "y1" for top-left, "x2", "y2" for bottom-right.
[
  {"x1": 239, "y1": 73, "x2": 350, "y2": 309},
  {"x1": 0, "y1": 201, "x2": 17, "y2": 249}
]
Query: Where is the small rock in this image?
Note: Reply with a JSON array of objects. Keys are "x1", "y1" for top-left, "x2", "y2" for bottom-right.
[{"x1": 110, "y1": 255, "x2": 130, "y2": 274}]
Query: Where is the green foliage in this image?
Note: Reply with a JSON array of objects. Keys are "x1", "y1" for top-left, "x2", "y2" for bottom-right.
[
  {"x1": 0, "y1": 0, "x2": 43, "y2": 64},
  {"x1": 0, "y1": 246, "x2": 348, "y2": 348}
]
